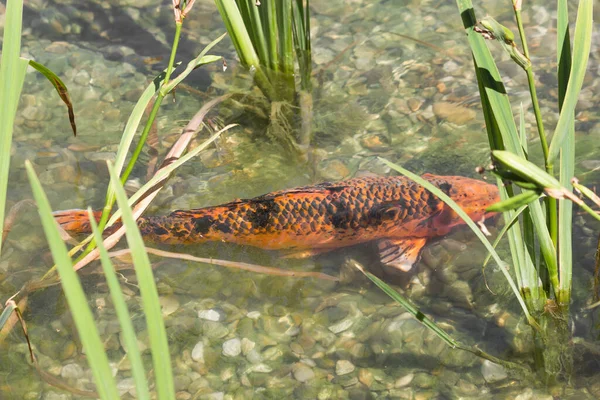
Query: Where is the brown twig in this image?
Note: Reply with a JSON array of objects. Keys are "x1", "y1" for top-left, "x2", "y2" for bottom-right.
[{"x1": 108, "y1": 247, "x2": 339, "y2": 281}]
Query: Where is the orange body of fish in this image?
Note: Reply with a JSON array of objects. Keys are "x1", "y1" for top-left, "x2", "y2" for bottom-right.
[{"x1": 54, "y1": 174, "x2": 499, "y2": 271}]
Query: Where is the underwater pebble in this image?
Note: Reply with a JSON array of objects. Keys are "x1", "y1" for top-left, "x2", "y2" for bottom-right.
[
  {"x1": 432, "y1": 102, "x2": 476, "y2": 125},
  {"x1": 328, "y1": 318, "x2": 354, "y2": 334},
  {"x1": 222, "y1": 338, "x2": 242, "y2": 357},
  {"x1": 42, "y1": 392, "x2": 71, "y2": 400},
  {"x1": 191, "y1": 341, "x2": 205, "y2": 363},
  {"x1": 246, "y1": 311, "x2": 261, "y2": 319},
  {"x1": 293, "y1": 363, "x2": 315, "y2": 382},
  {"x1": 160, "y1": 295, "x2": 180, "y2": 317},
  {"x1": 198, "y1": 309, "x2": 222, "y2": 322},
  {"x1": 358, "y1": 369, "x2": 374, "y2": 387},
  {"x1": 395, "y1": 373, "x2": 414, "y2": 388},
  {"x1": 116, "y1": 377, "x2": 136, "y2": 396},
  {"x1": 60, "y1": 363, "x2": 83, "y2": 379},
  {"x1": 336, "y1": 360, "x2": 355, "y2": 375},
  {"x1": 241, "y1": 338, "x2": 255, "y2": 355},
  {"x1": 201, "y1": 392, "x2": 224, "y2": 400},
  {"x1": 481, "y1": 360, "x2": 507, "y2": 383}
]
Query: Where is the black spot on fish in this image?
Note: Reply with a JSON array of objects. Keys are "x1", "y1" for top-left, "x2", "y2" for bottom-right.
[
  {"x1": 192, "y1": 216, "x2": 214, "y2": 235},
  {"x1": 330, "y1": 201, "x2": 350, "y2": 229},
  {"x1": 153, "y1": 226, "x2": 169, "y2": 236},
  {"x1": 215, "y1": 222, "x2": 232, "y2": 234},
  {"x1": 248, "y1": 199, "x2": 277, "y2": 229},
  {"x1": 439, "y1": 182, "x2": 452, "y2": 194}
]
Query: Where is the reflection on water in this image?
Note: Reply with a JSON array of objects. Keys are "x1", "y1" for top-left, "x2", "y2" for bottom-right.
[{"x1": 1, "y1": 0, "x2": 600, "y2": 398}]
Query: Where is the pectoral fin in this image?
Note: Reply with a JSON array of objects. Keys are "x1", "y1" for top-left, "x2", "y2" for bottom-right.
[{"x1": 377, "y1": 238, "x2": 427, "y2": 272}]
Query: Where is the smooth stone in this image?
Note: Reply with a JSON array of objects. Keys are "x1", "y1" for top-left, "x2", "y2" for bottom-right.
[
  {"x1": 200, "y1": 392, "x2": 224, "y2": 400},
  {"x1": 116, "y1": 377, "x2": 136, "y2": 396},
  {"x1": 60, "y1": 363, "x2": 83, "y2": 379},
  {"x1": 481, "y1": 360, "x2": 508, "y2": 383},
  {"x1": 432, "y1": 102, "x2": 476, "y2": 125},
  {"x1": 174, "y1": 374, "x2": 192, "y2": 392},
  {"x1": 246, "y1": 311, "x2": 261, "y2": 319},
  {"x1": 292, "y1": 363, "x2": 315, "y2": 382},
  {"x1": 222, "y1": 338, "x2": 242, "y2": 357},
  {"x1": 328, "y1": 318, "x2": 354, "y2": 334},
  {"x1": 241, "y1": 338, "x2": 255, "y2": 355},
  {"x1": 160, "y1": 295, "x2": 180, "y2": 316},
  {"x1": 335, "y1": 360, "x2": 355, "y2": 376},
  {"x1": 191, "y1": 341, "x2": 205, "y2": 363},
  {"x1": 395, "y1": 373, "x2": 414, "y2": 388},
  {"x1": 198, "y1": 309, "x2": 222, "y2": 322}
]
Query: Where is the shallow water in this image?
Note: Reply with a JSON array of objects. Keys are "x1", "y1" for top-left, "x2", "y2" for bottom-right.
[{"x1": 1, "y1": 0, "x2": 600, "y2": 398}]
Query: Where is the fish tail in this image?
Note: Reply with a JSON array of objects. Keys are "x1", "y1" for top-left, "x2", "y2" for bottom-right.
[{"x1": 53, "y1": 209, "x2": 120, "y2": 235}]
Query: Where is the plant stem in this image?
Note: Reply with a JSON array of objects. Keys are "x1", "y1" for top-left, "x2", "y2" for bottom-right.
[
  {"x1": 513, "y1": 5, "x2": 557, "y2": 248},
  {"x1": 75, "y1": 22, "x2": 184, "y2": 264}
]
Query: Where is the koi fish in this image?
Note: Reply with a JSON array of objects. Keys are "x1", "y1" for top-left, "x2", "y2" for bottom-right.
[{"x1": 54, "y1": 174, "x2": 499, "y2": 272}]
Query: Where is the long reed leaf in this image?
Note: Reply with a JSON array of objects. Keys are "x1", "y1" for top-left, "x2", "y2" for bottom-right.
[
  {"x1": 88, "y1": 209, "x2": 151, "y2": 400},
  {"x1": 25, "y1": 161, "x2": 119, "y2": 399},
  {"x1": 556, "y1": 0, "x2": 574, "y2": 307},
  {"x1": 107, "y1": 161, "x2": 175, "y2": 400},
  {"x1": 547, "y1": 0, "x2": 593, "y2": 164},
  {"x1": 0, "y1": 0, "x2": 28, "y2": 258},
  {"x1": 162, "y1": 33, "x2": 226, "y2": 93},
  {"x1": 456, "y1": 0, "x2": 557, "y2": 298}
]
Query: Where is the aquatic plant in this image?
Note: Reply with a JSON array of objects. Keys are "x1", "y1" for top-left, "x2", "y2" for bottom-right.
[
  {"x1": 0, "y1": 0, "x2": 227, "y2": 398},
  {"x1": 360, "y1": 0, "x2": 597, "y2": 386},
  {"x1": 214, "y1": 0, "x2": 314, "y2": 152}
]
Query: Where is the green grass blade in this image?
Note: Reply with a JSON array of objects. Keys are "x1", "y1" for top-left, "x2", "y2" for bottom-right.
[
  {"x1": 518, "y1": 103, "x2": 527, "y2": 156},
  {"x1": 486, "y1": 190, "x2": 541, "y2": 212},
  {"x1": 162, "y1": 33, "x2": 226, "y2": 93},
  {"x1": 556, "y1": 0, "x2": 574, "y2": 307},
  {"x1": 482, "y1": 204, "x2": 527, "y2": 269},
  {"x1": 351, "y1": 261, "x2": 458, "y2": 348},
  {"x1": 547, "y1": 0, "x2": 593, "y2": 164},
  {"x1": 107, "y1": 161, "x2": 175, "y2": 400},
  {"x1": 238, "y1": 0, "x2": 269, "y2": 66},
  {"x1": 28, "y1": 60, "x2": 77, "y2": 136},
  {"x1": 0, "y1": 0, "x2": 28, "y2": 258},
  {"x1": 106, "y1": 125, "x2": 234, "y2": 228},
  {"x1": 557, "y1": 0, "x2": 572, "y2": 110},
  {"x1": 276, "y1": 1, "x2": 294, "y2": 75},
  {"x1": 0, "y1": 301, "x2": 17, "y2": 332},
  {"x1": 216, "y1": 0, "x2": 261, "y2": 68},
  {"x1": 214, "y1": 0, "x2": 275, "y2": 99},
  {"x1": 87, "y1": 209, "x2": 151, "y2": 400},
  {"x1": 263, "y1": 0, "x2": 279, "y2": 73},
  {"x1": 456, "y1": 0, "x2": 556, "y2": 301},
  {"x1": 379, "y1": 158, "x2": 537, "y2": 327},
  {"x1": 456, "y1": 1, "x2": 521, "y2": 155},
  {"x1": 292, "y1": 0, "x2": 312, "y2": 90},
  {"x1": 25, "y1": 161, "x2": 120, "y2": 399}
]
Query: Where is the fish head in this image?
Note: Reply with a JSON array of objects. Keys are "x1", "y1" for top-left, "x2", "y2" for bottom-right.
[{"x1": 422, "y1": 174, "x2": 500, "y2": 228}]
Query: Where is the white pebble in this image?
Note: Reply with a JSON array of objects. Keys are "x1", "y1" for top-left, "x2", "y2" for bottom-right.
[
  {"x1": 222, "y1": 338, "x2": 242, "y2": 357},
  {"x1": 191, "y1": 341, "x2": 205, "y2": 363},
  {"x1": 335, "y1": 360, "x2": 355, "y2": 375},
  {"x1": 198, "y1": 309, "x2": 222, "y2": 321},
  {"x1": 481, "y1": 360, "x2": 508, "y2": 383},
  {"x1": 60, "y1": 363, "x2": 84, "y2": 379}
]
